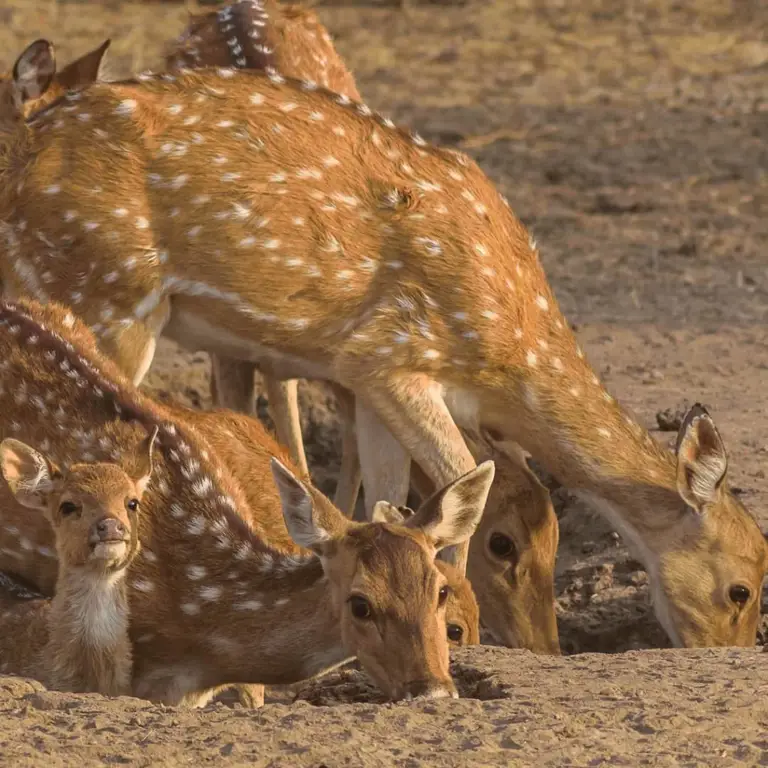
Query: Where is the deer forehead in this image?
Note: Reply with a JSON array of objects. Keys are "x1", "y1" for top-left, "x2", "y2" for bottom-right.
[
  {"x1": 343, "y1": 526, "x2": 442, "y2": 597},
  {"x1": 61, "y1": 464, "x2": 137, "y2": 503}
]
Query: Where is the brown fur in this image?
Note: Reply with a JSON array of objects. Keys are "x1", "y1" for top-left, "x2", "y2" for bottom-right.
[
  {"x1": 0, "y1": 43, "x2": 765, "y2": 648},
  {"x1": 0, "y1": 435, "x2": 153, "y2": 696},
  {"x1": 0, "y1": 299, "x2": 492, "y2": 703}
]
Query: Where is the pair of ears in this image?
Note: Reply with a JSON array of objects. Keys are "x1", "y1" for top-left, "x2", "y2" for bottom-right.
[
  {"x1": 11, "y1": 38, "x2": 110, "y2": 106},
  {"x1": 0, "y1": 426, "x2": 158, "y2": 512},
  {"x1": 270, "y1": 457, "x2": 496, "y2": 555}
]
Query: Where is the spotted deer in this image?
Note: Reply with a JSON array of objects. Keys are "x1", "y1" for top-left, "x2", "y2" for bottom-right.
[
  {"x1": 0, "y1": 428, "x2": 155, "y2": 696},
  {"x1": 0, "y1": 298, "x2": 494, "y2": 703},
  {"x1": 166, "y1": 0, "x2": 360, "y2": 483},
  {"x1": 1, "y1": 42, "x2": 766, "y2": 647}
]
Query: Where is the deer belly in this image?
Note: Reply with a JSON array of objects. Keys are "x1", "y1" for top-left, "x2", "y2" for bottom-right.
[{"x1": 164, "y1": 301, "x2": 332, "y2": 381}]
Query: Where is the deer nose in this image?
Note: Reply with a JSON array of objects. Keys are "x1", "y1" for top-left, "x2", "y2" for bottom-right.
[
  {"x1": 401, "y1": 678, "x2": 458, "y2": 701},
  {"x1": 93, "y1": 517, "x2": 126, "y2": 541}
]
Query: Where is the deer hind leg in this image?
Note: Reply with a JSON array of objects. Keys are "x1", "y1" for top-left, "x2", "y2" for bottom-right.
[
  {"x1": 355, "y1": 401, "x2": 411, "y2": 520},
  {"x1": 354, "y1": 376, "x2": 477, "y2": 573},
  {"x1": 330, "y1": 383, "x2": 362, "y2": 517}
]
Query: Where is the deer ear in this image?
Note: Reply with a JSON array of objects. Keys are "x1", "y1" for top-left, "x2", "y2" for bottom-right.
[
  {"x1": 133, "y1": 426, "x2": 159, "y2": 496},
  {"x1": 404, "y1": 461, "x2": 495, "y2": 551},
  {"x1": 13, "y1": 39, "x2": 56, "y2": 103},
  {"x1": 0, "y1": 439, "x2": 61, "y2": 510},
  {"x1": 270, "y1": 458, "x2": 350, "y2": 554},
  {"x1": 675, "y1": 404, "x2": 728, "y2": 512},
  {"x1": 371, "y1": 500, "x2": 407, "y2": 525},
  {"x1": 56, "y1": 38, "x2": 110, "y2": 91}
]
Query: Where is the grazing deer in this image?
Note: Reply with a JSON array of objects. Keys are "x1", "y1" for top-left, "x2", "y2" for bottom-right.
[
  {"x1": 0, "y1": 298, "x2": 494, "y2": 703},
  {"x1": 1, "y1": 42, "x2": 766, "y2": 647},
  {"x1": 0, "y1": 429, "x2": 155, "y2": 696}
]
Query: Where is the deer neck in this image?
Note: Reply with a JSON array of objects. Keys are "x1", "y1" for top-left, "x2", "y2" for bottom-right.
[
  {"x1": 480, "y1": 340, "x2": 682, "y2": 566},
  {"x1": 47, "y1": 563, "x2": 131, "y2": 692}
]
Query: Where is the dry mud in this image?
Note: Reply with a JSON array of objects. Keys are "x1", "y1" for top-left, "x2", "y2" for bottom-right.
[{"x1": 1, "y1": 0, "x2": 768, "y2": 763}]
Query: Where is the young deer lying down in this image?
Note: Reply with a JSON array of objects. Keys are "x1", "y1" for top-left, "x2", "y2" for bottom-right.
[
  {"x1": 0, "y1": 299, "x2": 494, "y2": 704},
  {"x1": 0, "y1": 429, "x2": 157, "y2": 696},
  {"x1": 162, "y1": 402, "x2": 482, "y2": 707}
]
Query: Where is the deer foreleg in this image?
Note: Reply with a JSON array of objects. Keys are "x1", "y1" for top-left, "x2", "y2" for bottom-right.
[{"x1": 354, "y1": 376, "x2": 477, "y2": 574}]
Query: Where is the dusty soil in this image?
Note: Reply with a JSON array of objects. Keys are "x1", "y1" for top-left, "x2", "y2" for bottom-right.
[
  {"x1": 2, "y1": 0, "x2": 768, "y2": 763},
  {"x1": 2, "y1": 648, "x2": 767, "y2": 766}
]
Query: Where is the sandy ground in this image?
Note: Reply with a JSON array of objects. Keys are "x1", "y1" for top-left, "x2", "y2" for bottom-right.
[{"x1": 1, "y1": 0, "x2": 768, "y2": 763}]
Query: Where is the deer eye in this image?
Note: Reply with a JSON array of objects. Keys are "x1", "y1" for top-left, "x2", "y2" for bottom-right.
[
  {"x1": 488, "y1": 532, "x2": 517, "y2": 560},
  {"x1": 59, "y1": 501, "x2": 80, "y2": 517},
  {"x1": 729, "y1": 585, "x2": 750, "y2": 605},
  {"x1": 447, "y1": 623, "x2": 464, "y2": 643},
  {"x1": 126, "y1": 498, "x2": 140, "y2": 512},
  {"x1": 438, "y1": 585, "x2": 450, "y2": 606},
  {"x1": 348, "y1": 595, "x2": 372, "y2": 620}
]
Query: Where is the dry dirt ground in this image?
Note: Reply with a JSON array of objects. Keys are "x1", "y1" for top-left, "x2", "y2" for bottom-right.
[{"x1": 1, "y1": 0, "x2": 768, "y2": 764}]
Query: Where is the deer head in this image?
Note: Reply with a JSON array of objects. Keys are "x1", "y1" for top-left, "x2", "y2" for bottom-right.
[
  {"x1": 273, "y1": 458, "x2": 494, "y2": 700},
  {"x1": 462, "y1": 431, "x2": 560, "y2": 654},
  {"x1": 0, "y1": 427, "x2": 157, "y2": 571},
  {"x1": 647, "y1": 405, "x2": 768, "y2": 647},
  {"x1": 370, "y1": 502, "x2": 481, "y2": 648}
]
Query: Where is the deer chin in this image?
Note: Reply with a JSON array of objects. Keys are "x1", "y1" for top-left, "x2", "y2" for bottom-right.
[{"x1": 89, "y1": 539, "x2": 128, "y2": 563}]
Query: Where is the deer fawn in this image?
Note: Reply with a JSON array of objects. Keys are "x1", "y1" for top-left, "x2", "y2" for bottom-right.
[
  {"x1": 0, "y1": 428, "x2": 156, "y2": 696},
  {"x1": 0, "y1": 298, "x2": 494, "y2": 703},
  {"x1": 1, "y1": 41, "x2": 765, "y2": 647}
]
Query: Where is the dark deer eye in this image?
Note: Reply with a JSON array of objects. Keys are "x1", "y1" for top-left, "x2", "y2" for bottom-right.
[
  {"x1": 438, "y1": 585, "x2": 450, "y2": 606},
  {"x1": 447, "y1": 624, "x2": 464, "y2": 643},
  {"x1": 349, "y1": 595, "x2": 372, "y2": 620},
  {"x1": 126, "y1": 498, "x2": 140, "y2": 512},
  {"x1": 729, "y1": 585, "x2": 750, "y2": 605},
  {"x1": 488, "y1": 532, "x2": 516, "y2": 559},
  {"x1": 59, "y1": 501, "x2": 80, "y2": 517}
]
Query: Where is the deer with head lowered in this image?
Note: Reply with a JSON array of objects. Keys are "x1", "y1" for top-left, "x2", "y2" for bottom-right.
[
  {"x1": 0, "y1": 299, "x2": 494, "y2": 703},
  {"x1": 0, "y1": 427, "x2": 156, "y2": 696},
  {"x1": 1, "y1": 41, "x2": 766, "y2": 647}
]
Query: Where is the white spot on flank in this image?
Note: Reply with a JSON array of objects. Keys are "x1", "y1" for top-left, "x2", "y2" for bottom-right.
[
  {"x1": 115, "y1": 100, "x2": 137, "y2": 115},
  {"x1": 536, "y1": 295, "x2": 549, "y2": 311},
  {"x1": 526, "y1": 350, "x2": 537, "y2": 367},
  {"x1": 552, "y1": 357, "x2": 564, "y2": 371},
  {"x1": 44, "y1": 185, "x2": 61, "y2": 195},
  {"x1": 235, "y1": 600, "x2": 262, "y2": 611},
  {"x1": 570, "y1": 386, "x2": 581, "y2": 397},
  {"x1": 424, "y1": 349, "x2": 440, "y2": 360},
  {"x1": 133, "y1": 579, "x2": 154, "y2": 593},
  {"x1": 186, "y1": 565, "x2": 207, "y2": 581},
  {"x1": 597, "y1": 427, "x2": 611, "y2": 439},
  {"x1": 199, "y1": 585, "x2": 222, "y2": 601},
  {"x1": 187, "y1": 516, "x2": 206, "y2": 535},
  {"x1": 135, "y1": 217, "x2": 149, "y2": 230},
  {"x1": 181, "y1": 603, "x2": 200, "y2": 615}
]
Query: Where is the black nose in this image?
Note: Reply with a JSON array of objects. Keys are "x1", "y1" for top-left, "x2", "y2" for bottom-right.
[{"x1": 94, "y1": 517, "x2": 126, "y2": 541}]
